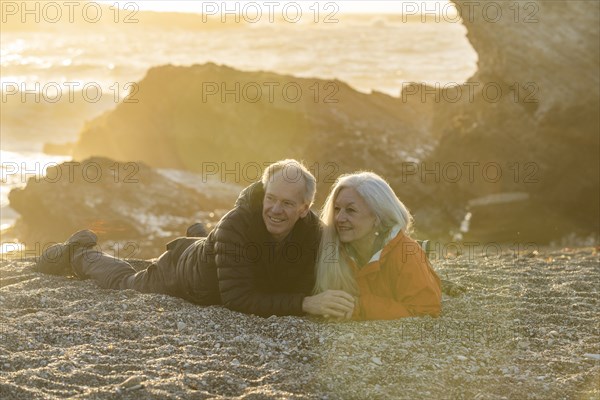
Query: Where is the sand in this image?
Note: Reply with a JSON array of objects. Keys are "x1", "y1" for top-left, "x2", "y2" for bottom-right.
[{"x1": 1, "y1": 247, "x2": 598, "y2": 399}]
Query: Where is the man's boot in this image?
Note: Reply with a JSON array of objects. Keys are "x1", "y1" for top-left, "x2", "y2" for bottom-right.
[
  {"x1": 186, "y1": 222, "x2": 207, "y2": 237},
  {"x1": 36, "y1": 230, "x2": 98, "y2": 276}
]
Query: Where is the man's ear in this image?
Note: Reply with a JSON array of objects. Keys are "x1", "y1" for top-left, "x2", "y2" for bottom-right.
[{"x1": 299, "y1": 204, "x2": 310, "y2": 218}]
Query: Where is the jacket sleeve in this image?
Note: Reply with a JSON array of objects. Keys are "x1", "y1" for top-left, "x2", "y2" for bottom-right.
[
  {"x1": 356, "y1": 250, "x2": 442, "y2": 321},
  {"x1": 214, "y1": 221, "x2": 307, "y2": 317}
]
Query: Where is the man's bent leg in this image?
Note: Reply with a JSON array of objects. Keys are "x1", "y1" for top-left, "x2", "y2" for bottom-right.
[
  {"x1": 121, "y1": 238, "x2": 201, "y2": 296},
  {"x1": 71, "y1": 246, "x2": 139, "y2": 290},
  {"x1": 122, "y1": 250, "x2": 181, "y2": 296},
  {"x1": 70, "y1": 235, "x2": 198, "y2": 297}
]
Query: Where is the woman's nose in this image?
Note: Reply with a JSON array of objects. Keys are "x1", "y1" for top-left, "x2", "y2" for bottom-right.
[{"x1": 335, "y1": 210, "x2": 346, "y2": 222}]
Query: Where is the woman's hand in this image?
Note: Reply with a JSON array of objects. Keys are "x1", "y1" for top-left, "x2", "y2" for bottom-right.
[
  {"x1": 302, "y1": 290, "x2": 355, "y2": 318},
  {"x1": 337, "y1": 296, "x2": 359, "y2": 320}
]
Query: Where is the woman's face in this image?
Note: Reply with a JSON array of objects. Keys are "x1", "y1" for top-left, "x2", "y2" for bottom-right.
[{"x1": 334, "y1": 187, "x2": 377, "y2": 244}]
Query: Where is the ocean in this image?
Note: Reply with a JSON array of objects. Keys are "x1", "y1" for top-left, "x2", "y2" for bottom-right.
[{"x1": 0, "y1": 13, "x2": 477, "y2": 237}]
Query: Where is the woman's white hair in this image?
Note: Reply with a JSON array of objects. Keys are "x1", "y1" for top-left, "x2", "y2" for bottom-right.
[{"x1": 314, "y1": 171, "x2": 413, "y2": 295}]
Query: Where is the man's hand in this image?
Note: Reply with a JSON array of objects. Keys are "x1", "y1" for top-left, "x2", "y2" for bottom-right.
[{"x1": 302, "y1": 290, "x2": 355, "y2": 319}]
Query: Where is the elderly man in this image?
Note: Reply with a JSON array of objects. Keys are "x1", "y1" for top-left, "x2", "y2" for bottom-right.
[{"x1": 37, "y1": 159, "x2": 355, "y2": 318}]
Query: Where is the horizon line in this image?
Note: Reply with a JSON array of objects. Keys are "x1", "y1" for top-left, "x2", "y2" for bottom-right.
[{"x1": 95, "y1": 1, "x2": 455, "y2": 15}]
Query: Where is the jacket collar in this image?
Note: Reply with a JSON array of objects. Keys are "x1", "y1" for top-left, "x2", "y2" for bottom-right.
[
  {"x1": 235, "y1": 181, "x2": 264, "y2": 212},
  {"x1": 368, "y1": 225, "x2": 402, "y2": 263},
  {"x1": 345, "y1": 225, "x2": 404, "y2": 277}
]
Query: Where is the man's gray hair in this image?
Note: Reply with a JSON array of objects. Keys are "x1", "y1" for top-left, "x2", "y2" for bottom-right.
[{"x1": 261, "y1": 159, "x2": 317, "y2": 206}]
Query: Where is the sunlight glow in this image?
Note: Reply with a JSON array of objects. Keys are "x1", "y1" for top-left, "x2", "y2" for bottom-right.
[{"x1": 96, "y1": 1, "x2": 453, "y2": 15}]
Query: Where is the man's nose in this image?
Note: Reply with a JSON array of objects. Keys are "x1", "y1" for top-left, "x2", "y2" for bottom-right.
[{"x1": 271, "y1": 201, "x2": 283, "y2": 213}]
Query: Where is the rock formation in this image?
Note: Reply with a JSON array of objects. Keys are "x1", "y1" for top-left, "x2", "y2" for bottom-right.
[
  {"x1": 71, "y1": 63, "x2": 435, "y2": 183},
  {"x1": 7, "y1": 157, "x2": 239, "y2": 258},
  {"x1": 69, "y1": 63, "x2": 441, "y2": 238},
  {"x1": 426, "y1": 0, "x2": 600, "y2": 243}
]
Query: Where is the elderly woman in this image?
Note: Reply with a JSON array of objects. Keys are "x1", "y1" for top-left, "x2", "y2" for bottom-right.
[{"x1": 314, "y1": 172, "x2": 442, "y2": 320}]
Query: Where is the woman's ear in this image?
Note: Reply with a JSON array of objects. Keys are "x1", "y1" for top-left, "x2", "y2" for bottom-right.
[{"x1": 373, "y1": 216, "x2": 381, "y2": 230}]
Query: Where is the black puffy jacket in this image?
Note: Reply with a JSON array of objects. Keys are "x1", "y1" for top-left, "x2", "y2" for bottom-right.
[{"x1": 175, "y1": 182, "x2": 321, "y2": 316}]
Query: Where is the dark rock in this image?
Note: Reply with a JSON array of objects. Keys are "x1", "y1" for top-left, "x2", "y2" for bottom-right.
[
  {"x1": 71, "y1": 63, "x2": 436, "y2": 204},
  {"x1": 421, "y1": 0, "x2": 600, "y2": 243},
  {"x1": 7, "y1": 157, "x2": 233, "y2": 258}
]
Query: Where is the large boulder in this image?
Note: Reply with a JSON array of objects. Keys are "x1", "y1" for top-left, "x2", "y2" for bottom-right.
[
  {"x1": 71, "y1": 62, "x2": 436, "y2": 200},
  {"x1": 7, "y1": 157, "x2": 240, "y2": 258},
  {"x1": 420, "y1": 0, "x2": 599, "y2": 243}
]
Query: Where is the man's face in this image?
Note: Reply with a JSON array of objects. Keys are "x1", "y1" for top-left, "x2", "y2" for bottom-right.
[{"x1": 262, "y1": 171, "x2": 309, "y2": 241}]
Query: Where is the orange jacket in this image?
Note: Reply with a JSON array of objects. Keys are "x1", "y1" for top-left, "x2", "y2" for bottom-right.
[{"x1": 348, "y1": 230, "x2": 442, "y2": 320}]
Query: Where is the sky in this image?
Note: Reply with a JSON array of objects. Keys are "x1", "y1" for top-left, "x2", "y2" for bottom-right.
[{"x1": 96, "y1": 0, "x2": 453, "y2": 15}]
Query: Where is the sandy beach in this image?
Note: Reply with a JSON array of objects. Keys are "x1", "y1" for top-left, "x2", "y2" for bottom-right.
[{"x1": 1, "y1": 247, "x2": 598, "y2": 399}]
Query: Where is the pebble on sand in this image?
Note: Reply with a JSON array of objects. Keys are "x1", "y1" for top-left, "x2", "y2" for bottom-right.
[
  {"x1": 371, "y1": 357, "x2": 383, "y2": 366},
  {"x1": 583, "y1": 353, "x2": 600, "y2": 361},
  {"x1": 119, "y1": 375, "x2": 145, "y2": 389}
]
